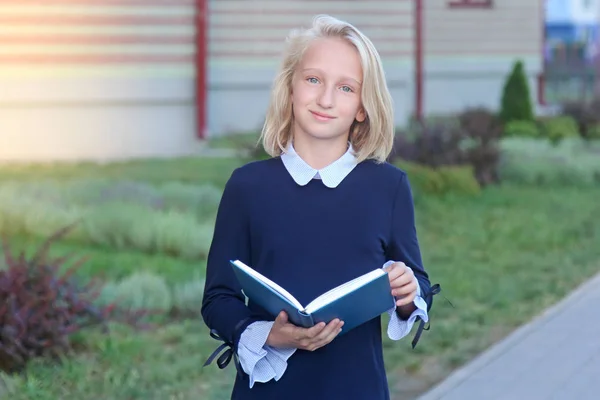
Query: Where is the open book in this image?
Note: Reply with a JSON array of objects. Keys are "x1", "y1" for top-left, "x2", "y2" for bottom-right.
[{"x1": 230, "y1": 260, "x2": 395, "y2": 334}]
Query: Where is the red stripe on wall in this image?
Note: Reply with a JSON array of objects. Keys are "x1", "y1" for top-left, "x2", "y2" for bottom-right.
[
  {"x1": 0, "y1": 34, "x2": 195, "y2": 45},
  {"x1": 0, "y1": 54, "x2": 194, "y2": 64},
  {"x1": 0, "y1": 35, "x2": 410, "y2": 46},
  {"x1": 0, "y1": 15, "x2": 194, "y2": 26}
]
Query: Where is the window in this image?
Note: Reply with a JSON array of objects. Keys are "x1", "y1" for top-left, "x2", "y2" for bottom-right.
[{"x1": 447, "y1": 0, "x2": 493, "y2": 8}]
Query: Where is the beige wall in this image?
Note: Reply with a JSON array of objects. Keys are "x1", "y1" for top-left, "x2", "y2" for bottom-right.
[
  {"x1": 0, "y1": 0, "x2": 546, "y2": 161},
  {"x1": 209, "y1": 0, "x2": 414, "y2": 65},
  {"x1": 423, "y1": 0, "x2": 542, "y2": 58},
  {"x1": 207, "y1": 0, "x2": 416, "y2": 135},
  {"x1": 421, "y1": 0, "x2": 543, "y2": 115},
  {"x1": 0, "y1": 2, "x2": 198, "y2": 162}
]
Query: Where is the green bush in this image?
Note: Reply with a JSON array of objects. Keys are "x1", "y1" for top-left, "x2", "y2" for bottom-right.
[
  {"x1": 586, "y1": 124, "x2": 600, "y2": 140},
  {"x1": 499, "y1": 137, "x2": 600, "y2": 187},
  {"x1": 0, "y1": 180, "x2": 218, "y2": 259},
  {"x1": 504, "y1": 120, "x2": 540, "y2": 138},
  {"x1": 540, "y1": 116, "x2": 580, "y2": 145},
  {"x1": 97, "y1": 272, "x2": 205, "y2": 317},
  {"x1": 561, "y1": 98, "x2": 600, "y2": 140},
  {"x1": 172, "y1": 276, "x2": 206, "y2": 316},
  {"x1": 396, "y1": 160, "x2": 481, "y2": 196},
  {"x1": 103, "y1": 271, "x2": 172, "y2": 312},
  {"x1": 500, "y1": 60, "x2": 534, "y2": 123}
]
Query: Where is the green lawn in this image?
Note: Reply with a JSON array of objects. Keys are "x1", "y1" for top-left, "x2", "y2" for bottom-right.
[{"x1": 1, "y1": 156, "x2": 599, "y2": 399}]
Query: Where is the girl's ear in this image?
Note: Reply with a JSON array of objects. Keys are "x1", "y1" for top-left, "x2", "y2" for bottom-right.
[{"x1": 355, "y1": 108, "x2": 366, "y2": 123}]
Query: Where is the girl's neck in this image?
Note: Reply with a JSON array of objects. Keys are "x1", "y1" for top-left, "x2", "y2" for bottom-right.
[{"x1": 292, "y1": 134, "x2": 349, "y2": 170}]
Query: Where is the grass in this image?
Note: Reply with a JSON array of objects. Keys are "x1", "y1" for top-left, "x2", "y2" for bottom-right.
[
  {"x1": 0, "y1": 157, "x2": 244, "y2": 188},
  {"x1": 0, "y1": 156, "x2": 599, "y2": 399}
]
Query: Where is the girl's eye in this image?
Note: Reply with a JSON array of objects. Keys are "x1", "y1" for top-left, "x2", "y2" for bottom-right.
[
  {"x1": 307, "y1": 77, "x2": 319, "y2": 84},
  {"x1": 340, "y1": 86, "x2": 353, "y2": 93}
]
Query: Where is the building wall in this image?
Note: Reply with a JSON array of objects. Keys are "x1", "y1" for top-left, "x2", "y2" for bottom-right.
[
  {"x1": 0, "y1": 0, "x2": 199, "y2": 162},
  {"x1": 0, "y1": 0, "x2": 545, "y2": 162},
  {"x1": 422, "y1": 0, "x2": 543, "y2": 116},
  {"x1": 207, "y1": 0, "x2": 415, "y2": 136}
]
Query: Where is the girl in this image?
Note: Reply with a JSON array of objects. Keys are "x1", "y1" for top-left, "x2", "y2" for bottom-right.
[{"x1": 202, "y1": 14, "x2": 436, "y2": 400}]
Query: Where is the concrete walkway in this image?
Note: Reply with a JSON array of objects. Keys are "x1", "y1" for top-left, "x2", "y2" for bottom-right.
[{"x1": 418, "y1": 272, "x2": 600, "y2": 400}]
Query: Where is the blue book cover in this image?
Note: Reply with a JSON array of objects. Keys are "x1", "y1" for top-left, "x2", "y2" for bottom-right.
[{"x1": 230, "y1": 260, "x2": 395, "y2": 334}]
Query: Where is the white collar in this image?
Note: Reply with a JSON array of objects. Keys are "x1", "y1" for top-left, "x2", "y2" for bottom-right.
[{"x1": 280, "y1": 142, "x2": 358, "y2": 188}]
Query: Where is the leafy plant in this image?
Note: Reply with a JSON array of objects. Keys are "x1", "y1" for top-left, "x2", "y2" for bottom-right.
[
  {"x1": 504, "y1": 120, "x2": 540, "y2": 138},
  {"x1": 458, "y1": 108, "x2": 503, "y2": 186},
  {"x1": 0, "y1": 225, "x2": 148, "y2": 373},
  {"x1": 540, "y1": 116, "x2": 580, "y2": 145},
  {"x1": 390, "y1": 108, "x2": 501, "y2": 187},
  {"x1": 499, "y1": 137, "x2": 600, "y2": 187},
  {"x1": 395, "y1": 161, "x2": 481, "y2": 197},
  {"x1": 561, "y1": 97, "x2": 600, "y2": 139},
  {"x1": 99, "y1": 272, "x2": 172, "y2": 313},
  {"x1": 390, "y1": 124, "x2": 465, "y2": 168},
  {"x1": 586, "y1": 124, "x2": 600, "y2": 140},
  {"x1": 500, "y1": 60, "x2": 534, "y2": 123}
]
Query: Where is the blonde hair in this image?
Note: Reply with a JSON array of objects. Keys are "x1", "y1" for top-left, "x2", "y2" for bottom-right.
[{"x1": 259, "y1": 14, "x2": 395, "y2": 163}]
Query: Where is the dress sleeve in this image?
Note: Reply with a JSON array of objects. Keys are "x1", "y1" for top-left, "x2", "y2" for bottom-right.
[
  {"x1": 237, "y1": 321, "x2": 297, "y2": 388},
  {"x1": 385, "y1": 173, "x2": 433, "y2": 310},
  {"x1": 201, "y1": 168, "x2": 260, "y2": 350},
  {"x1": 381, "y1": 260, "x2": 429, "y2": 341}
]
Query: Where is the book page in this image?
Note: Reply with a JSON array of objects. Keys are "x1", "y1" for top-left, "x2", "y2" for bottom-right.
[
  {"x1": 304, "y1": 269, "x2": 386, "y2": 314},
  {"x1": 232, "y1": 260, "x2": 305, "y2": 311}
]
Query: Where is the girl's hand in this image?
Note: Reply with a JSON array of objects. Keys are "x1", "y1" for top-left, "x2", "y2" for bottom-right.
[
  {"x1": 385, "y1": 261, "x2": 418, "y2": 309},
  {"x1": 266, "y1": 311, "x2": 344, "y2": 351}
]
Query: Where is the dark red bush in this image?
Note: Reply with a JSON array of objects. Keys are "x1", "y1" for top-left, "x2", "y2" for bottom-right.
[
  {"x1": 389, "y1": 108, "x2": 502, "y2": 186},
  {"x1": 0, "y1": 224, "x2": 148, "y2": 373}
]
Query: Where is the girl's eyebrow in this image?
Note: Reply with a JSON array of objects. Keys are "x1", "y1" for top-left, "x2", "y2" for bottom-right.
[{"x1": 301, "y1": 68, "x2": 362, "y2": 85}]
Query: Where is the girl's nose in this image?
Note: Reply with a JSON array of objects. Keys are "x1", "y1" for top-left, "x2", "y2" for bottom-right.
[{"x1": 316, "y1": 86, "x2": 335, "y2": 109}]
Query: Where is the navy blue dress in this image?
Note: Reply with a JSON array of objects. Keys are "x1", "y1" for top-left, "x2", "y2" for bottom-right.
[{"x1": 201, "y1": 157, "x2": 433, "y2": 400}]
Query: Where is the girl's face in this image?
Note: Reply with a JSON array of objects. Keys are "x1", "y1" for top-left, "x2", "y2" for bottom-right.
[{"x1": 290, "y1": 37, "x2": 366, "y2": 145}]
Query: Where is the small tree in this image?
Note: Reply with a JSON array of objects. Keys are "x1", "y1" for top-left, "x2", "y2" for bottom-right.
[{"x1": 500, "y1": 60, "x2": 534, "y2": 123}]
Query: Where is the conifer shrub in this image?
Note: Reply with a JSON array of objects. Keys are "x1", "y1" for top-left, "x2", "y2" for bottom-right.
[{"x1": 500, "y1": 60, "x2": 534, "y2": 123}]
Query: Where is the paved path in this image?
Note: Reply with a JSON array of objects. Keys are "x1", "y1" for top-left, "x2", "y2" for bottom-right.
[{"x1": 418, "y1": 272, "x2": 600, "y2": 400}]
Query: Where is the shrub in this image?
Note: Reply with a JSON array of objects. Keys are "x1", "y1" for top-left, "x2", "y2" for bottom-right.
[
  {"x1": 504, "y1": 120, "x2": 540, "y2": 138},
  {"x1": 391, "y1": 124, "x2": 465, "y2": 168},
  {"x1": 99, "y1": 272, "x2": 172, "y2": 313},
  {"x1": 500, "y1": 60, "x2": 534, "y2": 123},
  {"x1": 0, "y1": 225, "x2": 148, "y2": 373},
  {"x1": 561, "y1": 97, "x2": 600, "y2": 139},
  {"x1": 391, "y1": 108, "x2": 501, "y2": 187},
  {"x1": 172, "y1": 277, "x2": 206, "y2": 317},
  {"x1": 541, "y1": 116, "x2": 580, "y2": 145},
  {"x1": 396, "y1": 161, "x2": 481, "y2": 196},
  {"x1": 0, "y1": 180, "x2": 216, "y2": 260},
  {"x1": 97, "y1": 273, "x2": 206, "y2": 318},
  {"x1": 587, "y1": 124, "x2": 600, "y2": 140},
  {"x1": 458, "y1": 108, "x2": 503, "y2": 186},
  {"x1": 498, "y1": 137, "x2": 600, "y2": 187},
  {"x1": 158, "y1": 182, "x2": 221, "y2": 220}
]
